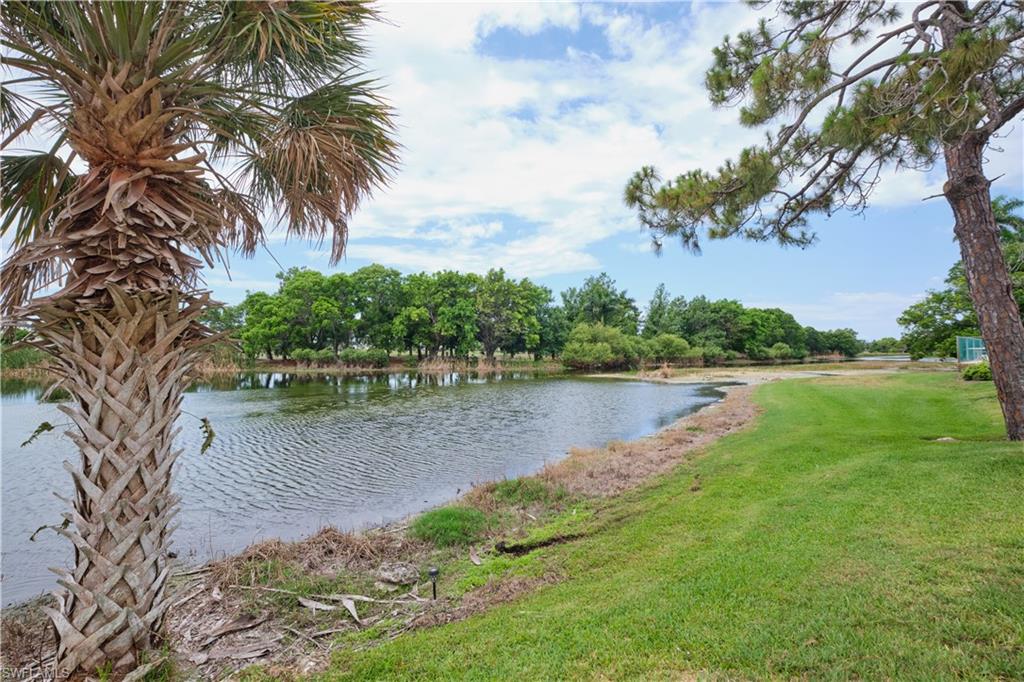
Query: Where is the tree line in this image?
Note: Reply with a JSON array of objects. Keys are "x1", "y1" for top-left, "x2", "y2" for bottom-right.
[{"x1": 207, "y1": 266, "x2": 867, "y2": 368}]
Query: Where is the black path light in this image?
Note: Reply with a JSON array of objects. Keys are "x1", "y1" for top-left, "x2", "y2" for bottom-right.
[{"x1": 429, "y1": 566, "x2": 439, "y2": 600}]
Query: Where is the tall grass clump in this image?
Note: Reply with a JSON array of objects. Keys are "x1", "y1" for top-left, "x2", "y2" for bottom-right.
[
  {"x1": 410, "y1": 507, "x2": 489, "y2": 547},
  {"x1": 0, "y1": 330, "x2": 46, "y2": 371}
]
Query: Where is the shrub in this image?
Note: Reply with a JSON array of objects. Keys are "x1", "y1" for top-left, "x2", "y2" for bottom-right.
[
  {"x1": 745, "y1": 344, "x2": 769, "y2": 361},
  {"x1": 702, "y1": 345, "x2": 726, "y2": 364},
  {"x1": 291, "y1": 348, "x2": 315, "y2": 365},
  {"x1": 314, "y1": 348, "x2": 337, "y2": 365},
  {"x1": 650, "y1": 333, "x2": 690, "y2": 363},
  {"x1": 365, "y1": 348, "x2": 390, "y2": 368},
  {"x1": 962, "y1": 361, "x2": 992, "y2": 381},
  {"x1": 768, "y1": 342, "x2": 793, "y2": 360},
  {"x1": 410, "y1": 507, "x2": 489, "y2": 547},
  {"x1": 338, "y1": 348, "x2": 390, "y2": 367},
  {"x1": 560, "y1": 323, "x2": 640, "y2": 370},
  {"x1": 562, "y1": 340, "x2": 613, "y2": 369}
]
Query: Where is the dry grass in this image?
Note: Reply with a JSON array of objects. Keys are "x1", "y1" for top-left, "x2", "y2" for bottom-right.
[
  {"x1": 540, "y1": 386, "x2": 759, "y2": 497},
  {"x1": 209, "y1": 527, "x2": 426, "y2": 588},
  {"x1": 0, "y1": 596, "x2": 56, "y2": 673}
]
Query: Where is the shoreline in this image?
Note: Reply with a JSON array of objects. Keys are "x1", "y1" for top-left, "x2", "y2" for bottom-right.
[
  {"x1": 0, "y1": 368, "x2": 850, "y2": 678},
  {"x1": 2, "y1": 381, "x2": 759, "y2": 678}
]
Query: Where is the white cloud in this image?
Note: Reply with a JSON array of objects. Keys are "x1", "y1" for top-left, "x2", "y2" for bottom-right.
[
  {"x1": 327, "y1": 2, "x2": 1024, "y2": 282},
  {"x1": 336, "y1": 2, "x2": 767, "y2": 276}
]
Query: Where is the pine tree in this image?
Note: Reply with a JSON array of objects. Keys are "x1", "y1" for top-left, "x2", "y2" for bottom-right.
[{"x1": 626, "y1": 1, "x2": 1024, "y2": 439}]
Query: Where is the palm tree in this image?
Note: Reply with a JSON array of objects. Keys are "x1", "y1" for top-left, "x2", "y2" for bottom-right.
[
  {"x1": 993, "y1": 196, "x2": 1024, "y2": 243},
  {"x1": 0, "y1": 1, "x2": 397, "y2": 676}
]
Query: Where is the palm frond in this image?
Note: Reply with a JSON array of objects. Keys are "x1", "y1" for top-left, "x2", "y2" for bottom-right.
[
  {"x1": 204, "y1": 0, "x2": 376, "y2": 90},
  {"x1": 993, "y1": 195, "x2": 1024, "y2": 242},
  {"x1": 1, "y1": 150, "x2": 75, "y2": 245},
  {"x1": 0, "y1": 84, "x2": 31, "y2": 135},
  {"x1": 213, "y1": 187, "x2": 263, "y2": 258},
  {"x1": 242, "y1": 75, "x2": 398, "y2": 262}
]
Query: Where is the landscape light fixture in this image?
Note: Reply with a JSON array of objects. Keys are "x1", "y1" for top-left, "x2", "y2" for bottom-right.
[{"x1": 429, "y1": 566, "x2": 439, "y2": 600}]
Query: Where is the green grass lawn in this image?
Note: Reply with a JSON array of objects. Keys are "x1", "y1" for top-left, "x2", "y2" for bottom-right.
[{"x1": 322, "y1": 373, "x2": 1023, "y2": 680}]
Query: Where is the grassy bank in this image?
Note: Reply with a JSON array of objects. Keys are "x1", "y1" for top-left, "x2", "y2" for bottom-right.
[{"x1": 321, "y1": 373, "x2": 1023, "y2": 680}]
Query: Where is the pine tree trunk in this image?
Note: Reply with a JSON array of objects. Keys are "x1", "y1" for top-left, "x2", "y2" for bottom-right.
[
  {"x1": 944, "y1": 139, "x2": 1024, "y2": 440},
  {"x1": 34, "y1": 289, "x2": 210, "y2": 676}
]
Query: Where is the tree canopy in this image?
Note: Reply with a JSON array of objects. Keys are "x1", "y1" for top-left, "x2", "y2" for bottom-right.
[
  {"x1": 219, "y1": 267, "x2": 865, "y2": 365},
  {"x1": 625, "y1": 2, "x2": 1024, "y2": 253}
]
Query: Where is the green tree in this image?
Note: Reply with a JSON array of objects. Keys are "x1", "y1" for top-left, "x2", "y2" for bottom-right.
[
  {"x1": 275, "y1": 268, "x2": 355, "y2": 351},
  {"x1": 676, "y1": 297, "x2": 747, "y2": 351},
  {"x1": 626, "y1": 2, "x2": 1024, "y2": 438},
  {"x1": 642, "y1": 284, "x2": 687, "y2": 338},
  {"x1": 821, "y1": 329, "x2": 865, "y2": 358},
  {"x1": 561, "y1": 323, "x2": 642, "y2": 370},
  {"x1": 396, "y1": 271, "x2": 478, "y2": 358},
  {"x1": 739, "y1": 307, "x2": 806, "y2": 358},
  {"x1": 866, "y1": 337, "x2": 906, "y2": 353},
  {"x1": 351, "y1": 264, "x2": 405, "y2": 351},
  {"x1": 562, "y1": 273, "x2": 640, "y2": 334},
  {"x1": 650, "y1": 333, "x2": 691, "y2": 363},
  {"x1": 993, "y1": 196, "x2": 1024, "y2": 242},
  {"x1": 0, "y1": 1, "x2": 397, "y2": 672},
  {"x1": 534, "y1": 296, "x2": 570, "y2": 360},
  {"x1": 900, "y1": 289, "x2": 976, "y2": 359},
  {"x1": 201, "y1": 304, "x2": 243, "y2": 335},
  {"x1": 475, "y1": 269, "x2": 539, "y2": 363}
]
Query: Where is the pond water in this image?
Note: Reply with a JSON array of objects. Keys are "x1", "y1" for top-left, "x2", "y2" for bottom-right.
[{"x1": 1, "y1": 372, "x2": 723, "y2": 605}]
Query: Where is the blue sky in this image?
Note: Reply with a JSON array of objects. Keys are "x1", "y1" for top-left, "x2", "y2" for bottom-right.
[{"x1": 208, "y1": 2, "x2": 1024, "y2": 340}]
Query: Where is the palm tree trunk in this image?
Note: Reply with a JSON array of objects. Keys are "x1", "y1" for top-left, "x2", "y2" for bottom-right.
[
  {"x1": 945, "y1": 139, "x2": 1024, "y2": 440},
  {"x1": 34, "y1": 289, "x2": 210, "y2": 675}
]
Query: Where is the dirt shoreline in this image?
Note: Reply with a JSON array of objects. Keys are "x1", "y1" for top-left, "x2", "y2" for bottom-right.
[{"x1": 0, "y1": 373, "x2": 764, "y2": 679}]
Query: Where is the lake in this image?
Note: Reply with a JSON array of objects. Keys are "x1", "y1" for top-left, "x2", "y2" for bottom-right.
[{"x1": 1, "y1": 371, "x2": 723, "y2": 605}]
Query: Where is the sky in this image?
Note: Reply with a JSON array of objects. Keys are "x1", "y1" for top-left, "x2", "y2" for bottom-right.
[{"x1": 26, "y1": 1, "x2": 1024, "y2": 340}]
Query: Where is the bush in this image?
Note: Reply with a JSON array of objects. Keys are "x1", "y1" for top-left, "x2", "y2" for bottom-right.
[
  {"x1": 650, "y1": 333, "x2": 690, "y2": 363},
  {"x1": 768, "y1": 342, "x2": 793, "y2": 360},
  {"x1": 338, "y1": 348, "x2": 390, "y2": 368},
  {"x1": 291, "y1": 348, "x2": 315, "y2": 365},
  {"x1": 560, "y1": 323, "x2": 640, "y2": 370},
  {"x1": 410, "y1": 507, "x2": 489, "y2": 547},
  {"x1": 365, "y1": 348, "x2": 390, "y2": 368},
  {"x1": 962, "y1": 361, "x2": 992, "y2": 381},
  {"x1": 745, "y1": 344, "x2": 769, "y2": 361},
  {"x1": 702, "y1": 345, "x2": 726, "y2": 364},
  {"x1": 314, "y1": 348, "x2": 337, "y2": 365}
]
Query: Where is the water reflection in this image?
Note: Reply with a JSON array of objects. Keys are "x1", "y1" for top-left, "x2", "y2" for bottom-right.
[{"x1": 2, "y1": 371, "x2": 723, "y2": 604}]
